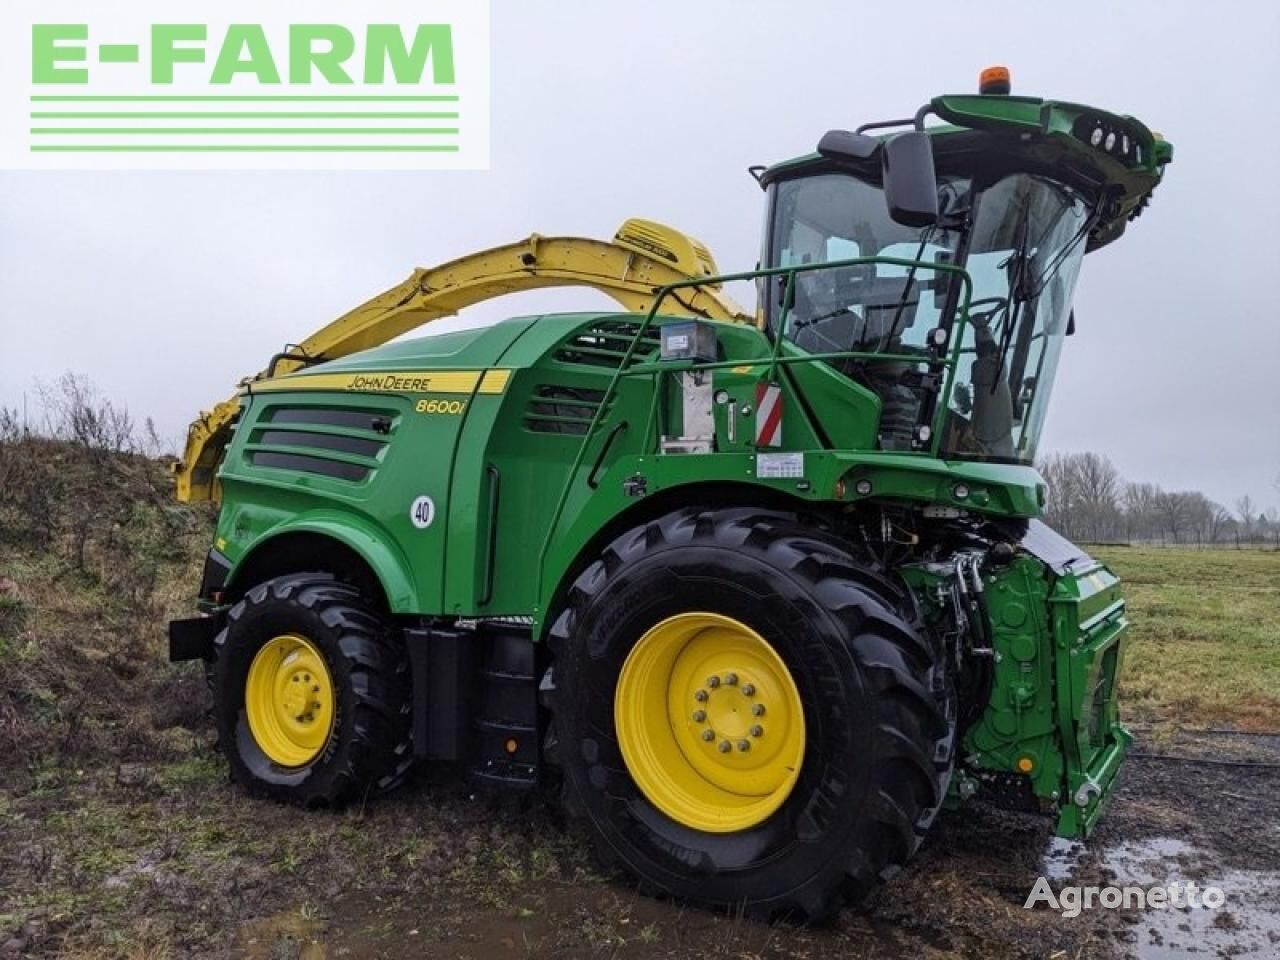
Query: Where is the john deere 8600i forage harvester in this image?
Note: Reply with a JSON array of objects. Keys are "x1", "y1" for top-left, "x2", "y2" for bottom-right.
[{"x1": 169, "y1": 69, "x2": 1171, "y2": 920}]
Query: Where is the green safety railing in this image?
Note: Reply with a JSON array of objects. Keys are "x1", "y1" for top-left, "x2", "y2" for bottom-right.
[{"x1": 535, "y1": 255, "x2": 975, "y2": 599}]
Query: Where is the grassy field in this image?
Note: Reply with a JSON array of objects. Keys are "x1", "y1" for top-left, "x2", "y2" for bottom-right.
[
  {"x1": 2, "y1": 441, "x2": 1278, "y2": 958},
  {"x1": 1096, "y1": 545, "x2": 1280, "y2": 730}
]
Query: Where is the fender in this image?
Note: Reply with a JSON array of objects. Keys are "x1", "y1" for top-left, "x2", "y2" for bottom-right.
[
  {"x1": 536, "y1": 474, "x2": 815, "y2": 636},
  {"x1": 229, "y1": 509, "x2": 420, "y2": 613}
]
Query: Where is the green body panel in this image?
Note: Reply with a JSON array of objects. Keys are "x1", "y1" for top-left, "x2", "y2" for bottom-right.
[
  {"x1": 212, "y1": 310, "x2": 1050, "y2": 619},
  {"x1": 961, "y1": 556, "x2": 1066, "y2": 797},
  {"x1": 214, "y1": 317, "x2": 539, "y2": 614},
  {"x1": 907, "y1": 552, "x2": 1130, "y2": 839}
]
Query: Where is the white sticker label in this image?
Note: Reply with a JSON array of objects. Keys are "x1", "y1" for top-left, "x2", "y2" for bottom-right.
[
  {"x1": 409, "y1": 495, "x2": 435, "y2": 529},
  {"x1": 755, "y1": 452, "x2": 804, "y2": 479},
  {"x1": 667, "y1": 334, "x2": 689, "y2": 350}
]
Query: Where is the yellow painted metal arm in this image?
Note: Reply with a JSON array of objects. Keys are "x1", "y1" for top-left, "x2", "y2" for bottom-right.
[{"x1": 174, "y1": 219, "x2": 750, "y2": 502}]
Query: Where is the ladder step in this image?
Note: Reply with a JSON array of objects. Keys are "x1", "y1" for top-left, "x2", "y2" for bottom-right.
[
  {"x1": 481, "y1": 668, "x2": 536, "y2": 683},
  {"x1": 471, "y1": 762, "x2": 537, "y2": 789}
]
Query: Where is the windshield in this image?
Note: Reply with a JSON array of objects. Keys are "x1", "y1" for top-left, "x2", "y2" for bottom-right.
[
  {"x1": 940, "y1": 174, "x2": 1090, "y2": 464},
  {"x1": 766, "y1": 173, "x2": 968, "y2": 450}
]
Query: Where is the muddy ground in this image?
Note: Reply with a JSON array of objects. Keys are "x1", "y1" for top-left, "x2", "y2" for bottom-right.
[
  {"x1": 3, "y1": 726, "x2": 1278, "y2": 960},
  {"x1": 2, "y1": 447, "x2": 1277, "y2": 958}
]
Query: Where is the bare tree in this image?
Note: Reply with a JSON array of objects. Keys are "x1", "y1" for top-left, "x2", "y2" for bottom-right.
[
  {"x1": 1123, "y1": 481, "x2": 1159, "y2": 540},
  {"x1": 1207, "y1": 502, "x2": 1234, "y2": 543},
  {"x1": 1072, "y1": 452, "x2": 1122, "y2": 541},
  {"x1": 36, "y1": 373, "x2": 135, "y2": 456},
  {"x1": 1039, "y1": 452, "x2": 1081, "y2": 538},
  {"x1": 1235, "y1": 494, "x2": 1257, "y2": 540},
  {"x1": 1153, "y1": 490, "x2": 1195, "y2": 543}
]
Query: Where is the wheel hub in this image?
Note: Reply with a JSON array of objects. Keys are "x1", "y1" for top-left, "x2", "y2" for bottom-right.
[
  {"x1": 614, "y1": 612, "x2": 805, "y2": 833},
  {"x1": 245, "y1": 634, "x2": 336, "y2": 767}
]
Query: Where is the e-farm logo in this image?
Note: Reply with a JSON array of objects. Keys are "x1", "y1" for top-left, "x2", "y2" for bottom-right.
[{"x1": 0, "y1": 1, "x2": 490, "y2": 169}]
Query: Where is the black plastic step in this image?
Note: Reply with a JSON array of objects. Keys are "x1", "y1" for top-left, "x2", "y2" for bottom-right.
[{"x1": 472, "y1": 761, "x2": 537, "y2": 790}]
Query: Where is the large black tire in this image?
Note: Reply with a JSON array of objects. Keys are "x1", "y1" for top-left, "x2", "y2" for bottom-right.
[
  {"x1": 547, "y1": 508, "x2": 955, "y2": 921},
  {"x1": 212, "y1": 574, "x2": 412, "y2": 806}
]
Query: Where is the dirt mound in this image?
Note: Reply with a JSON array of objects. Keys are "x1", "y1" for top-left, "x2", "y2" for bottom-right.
[{"x1": 0, "y1": 437, "x2": 214, "y2": 783}]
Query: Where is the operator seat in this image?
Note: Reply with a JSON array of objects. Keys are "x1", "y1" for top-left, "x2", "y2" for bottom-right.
[{"x1": 970, "y1": 320, "x2": 1015, "y2": 458}]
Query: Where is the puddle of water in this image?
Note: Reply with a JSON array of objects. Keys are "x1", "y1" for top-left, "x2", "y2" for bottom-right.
[
  {"x1": 238, "y1": 911, "x2": 328, "y2": 960},
  {"x1": 1041, "y1": 834, "x2": 1280, "y2": 959},
  {"x1": 1043, "y1": 836, "x2": 1084, "y2": 882}
]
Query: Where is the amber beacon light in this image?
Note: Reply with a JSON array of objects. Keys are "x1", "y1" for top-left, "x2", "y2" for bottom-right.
[{"x1": 979, "y1": 65, "x2": 1012, "y2": 95}]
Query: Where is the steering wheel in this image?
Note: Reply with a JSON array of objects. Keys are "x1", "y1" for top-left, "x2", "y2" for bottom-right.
[{"x1": 964, "y1": 296, "x2": 1009, "y2": 329}]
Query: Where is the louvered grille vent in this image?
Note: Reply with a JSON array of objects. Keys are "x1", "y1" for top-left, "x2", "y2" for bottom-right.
[
  {"x1": 553, "y1": 320, "x2": 660, "y2": 369},
  {"x1": 523, "y1": 385, "x2": 608, "y2": 436},
  {"x1": 244, "y1": 405, "x2": 394, "y2": 483}
]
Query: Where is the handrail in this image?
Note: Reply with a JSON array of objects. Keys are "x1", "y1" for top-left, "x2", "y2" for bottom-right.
[{"x1": 534, "y1": 255, "x2": 974, "y2": 602}]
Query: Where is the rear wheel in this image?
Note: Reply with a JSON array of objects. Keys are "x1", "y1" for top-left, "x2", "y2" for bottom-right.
[
  {"x1": 212, "y1": 574, "x2": 412, "y2": 806},
  {"x1": 548, "y1": 508, "x2": 955, "y2": 921}
]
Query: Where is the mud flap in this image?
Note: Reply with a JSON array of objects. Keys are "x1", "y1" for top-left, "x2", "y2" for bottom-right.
[{"x1": 168, "y1": 614, "x2": 224, "y2": 662}]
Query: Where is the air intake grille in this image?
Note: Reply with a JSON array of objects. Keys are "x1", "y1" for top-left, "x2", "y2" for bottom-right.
[
  {"x1": 1088, "y1": 643, "x2": 1121, "y2": 746},
  {"x1": 523, "y1": 385, "x2": 606, "y2": 436},
  {"x1": 244, "y1": 404, "x2": 393, "y2": 483},
  {"x1": 553, "y1": 320, "x2": 660, "y2": 369}
]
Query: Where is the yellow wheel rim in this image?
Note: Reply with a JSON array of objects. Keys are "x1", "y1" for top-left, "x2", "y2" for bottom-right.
[
  {"x1": 245, "y1": 634, "x2": 335, "y2": 768},
  {"x1": 614, "y1": 612, "x2": 805, "y2": 833}
]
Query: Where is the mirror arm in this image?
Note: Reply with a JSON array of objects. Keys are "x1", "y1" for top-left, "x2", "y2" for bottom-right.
[{"x1": 854, "y1": 116, "x2": 916, "y2": 136}]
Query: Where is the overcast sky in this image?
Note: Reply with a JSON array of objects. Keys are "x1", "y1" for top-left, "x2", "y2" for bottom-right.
[{"x1": 2, "y1": 1, "x2": 1277, "y2": 511}]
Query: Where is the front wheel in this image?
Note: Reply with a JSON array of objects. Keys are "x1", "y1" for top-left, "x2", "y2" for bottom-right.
[
  {"x1": 548, "y1": 508, "x2": 955, "y2": 921},
  {"x1": 212, "y1": 574, "x2": 412, "y2": 806}
]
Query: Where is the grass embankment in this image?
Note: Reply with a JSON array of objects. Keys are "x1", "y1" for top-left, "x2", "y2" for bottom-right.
[
  {"x1": 0, "y1": 440, "x2": 607, "y2": 958},
  {"x1": 0, "y1": 438, "x2": 1276, "y2": 957}
]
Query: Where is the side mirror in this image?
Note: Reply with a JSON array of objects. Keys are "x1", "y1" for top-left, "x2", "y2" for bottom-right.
[
  {"x1": 882, "y1": 131, "x2": 939, "y2": 228},
  {"x1": 817, "y1": 129, "x2": 880, "y2": 162}
]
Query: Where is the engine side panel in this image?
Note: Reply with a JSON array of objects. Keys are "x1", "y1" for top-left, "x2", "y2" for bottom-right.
[{"x1": 939, "y1": 534, "x2": 1130, "y2": 839}]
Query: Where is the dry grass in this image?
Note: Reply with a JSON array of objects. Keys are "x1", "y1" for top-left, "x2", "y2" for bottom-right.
[{"x1": 1097, "y1": 545, "x2": 1280, "y2": 730}]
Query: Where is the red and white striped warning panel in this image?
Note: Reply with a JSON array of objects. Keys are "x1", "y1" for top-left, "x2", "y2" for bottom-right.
[{"x1": 755, "y1": 382, "x2": 782, "y2": 447}]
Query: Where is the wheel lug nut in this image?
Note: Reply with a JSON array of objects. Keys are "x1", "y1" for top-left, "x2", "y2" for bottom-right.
[
  {"x1": 724, "y1": 673, "x2": 738, "y2": 686},
  {"x1": 692, "y1": 710, "x2": 706, "y2": 723},
  {"x1": 751, "y1": 725, "x2": 764, "y2": 737},
  {"x1": 718, "y1": 740, "x2": 732, "y2": 753},
  {"x1": 737, "y1": 740, "x2": 750, "y2": 752},
  {"x1": 694, "y1": 690, "x2": 709, "y2": 702},
  {"x1": 701, "y1": 729, "x2": 715, "y2": 742},
  {"x1": 707, "y1": 676, "x2": 720, "y2": 689},
  {"x1": 741, "y1": 683, "x2": 755, "y2": 696},
  {"x1": 752, "y1": 704, "x2": 766, "y2": 717}
]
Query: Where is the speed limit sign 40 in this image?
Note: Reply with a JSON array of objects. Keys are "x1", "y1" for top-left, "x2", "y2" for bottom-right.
[{"x1": 409, "y1": 495, "x2": 436, "y2": 529}]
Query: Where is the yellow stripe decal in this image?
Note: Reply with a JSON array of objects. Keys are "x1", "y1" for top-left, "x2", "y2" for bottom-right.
[
  {"x1": 249, "y1": 369, "x2": 512, "y2": 397},
  {"x1": 477, "y1": 369, "x2": 512, "y2": 394}
]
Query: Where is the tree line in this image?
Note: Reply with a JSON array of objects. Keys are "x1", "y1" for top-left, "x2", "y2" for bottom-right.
[
  {"x1": 1038, "y1": 451, "x2": 1280, "y2": 547},
  {"x1": 4, "y1": 376, "x2": 1277, "y2": 548}
]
